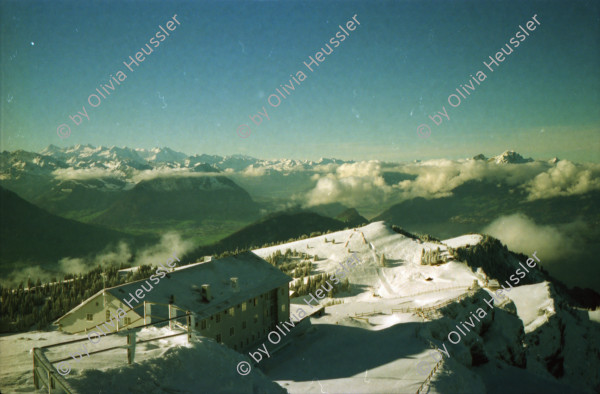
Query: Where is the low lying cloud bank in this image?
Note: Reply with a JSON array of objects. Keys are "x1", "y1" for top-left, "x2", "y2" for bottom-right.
[
  {"x1": 302, "y1": 158, "x2": 600, "y2": 208},
  {"x1": 53, "y1": 167, "x2": 127, "y2": 181},
  {"x1": 4, "y1": 233, "x2": 195, "y2": 286},
  {"x1": 482, "y1": 213, "x2": 600, "y2": 292},
  {"x1": 305, "y1": 161, "x2": 394, "y2": 207},
  {"x1": 482, "y1": 213, "x2": 578, "y2": 260},
  {"x1": 524, "y1": 161, "x2": 600, "y2": 201}
]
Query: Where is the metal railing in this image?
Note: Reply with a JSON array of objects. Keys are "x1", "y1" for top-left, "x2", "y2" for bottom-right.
[
  {"x1": 33, "y1": 302, "x2": 193, "y2": 393},
  {"x1": 33, "y1": 348, "x2": 76, "y2": 394}
]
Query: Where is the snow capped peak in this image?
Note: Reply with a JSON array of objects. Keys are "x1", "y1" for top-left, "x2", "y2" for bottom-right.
[
  {"x1": 40, "y1": 144, "x2": 63, "y2": 156},
  {"x1": 315, "y1": 157, "x2": 347, "y2": 165},
  {"x1": 138, "y1": 147, "x2": 188, "y2": 163},
  {"x1": 66, "y1": 144, "x2": 96, "y2": 154},
  {"x1": 20, "y1": 146, "x2": 356, "y2": 175},
  {"x1": 491, "y1": 150, "x2": 533, "y2": 164}
]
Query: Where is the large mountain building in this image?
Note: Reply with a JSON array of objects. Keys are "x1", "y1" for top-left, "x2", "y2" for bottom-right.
[{"x1": 55, "y1": 252, "x2": 292, "y2": 351}]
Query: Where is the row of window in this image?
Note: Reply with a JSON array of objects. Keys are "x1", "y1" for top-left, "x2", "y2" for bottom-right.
[
  {"x1": 217, "y1": 327, "x2": 274, "y2": 350},
  {"x1": 86, "y1": 313, "x2": 131, "y2": 325},
  {"x1": 197, "y1": 314, "x2": 258, "y2": 330},
  {"x1": 207, "y1": 296, "x2": 265, "y2": 324},
  {"x1": 198, "y1": 302, "x2": 286, "y2": 330},
  {"x1": 86, "y1": 289, "x2": 284, "y2": 331}
]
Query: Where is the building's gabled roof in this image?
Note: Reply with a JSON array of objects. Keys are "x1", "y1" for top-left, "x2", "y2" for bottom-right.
[
  {"x1": 54, "y1": 289, "x2": 108, "y2": 324},
  {"x1": 56, "y1": 252, "x2": 291, "y2": 324},
  {"x1": 106, "y1": 251, "x2": 291, "y2": 318},
  {"x1": 117, "y1": 266, "x2": 141, "y2": 274}
]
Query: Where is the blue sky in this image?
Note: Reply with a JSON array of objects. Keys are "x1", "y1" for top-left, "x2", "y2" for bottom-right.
[{"x1": 1, "y1": 0, "x2": 599, "y2": 162}]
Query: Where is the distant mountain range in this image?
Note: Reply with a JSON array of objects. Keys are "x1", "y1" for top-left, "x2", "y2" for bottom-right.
[
  {"x1": 0, "y1": 145, "x2": 350, "y2": 221},
  {"x1": 33, "y1": 144, "x2": 349, "y2": 172}
]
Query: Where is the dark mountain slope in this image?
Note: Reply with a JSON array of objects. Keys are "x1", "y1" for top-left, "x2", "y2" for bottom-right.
[
  {"x1": 186, "y1": 211, "x2": 351, "y2": 260},
  {"x1": 335, "y1": 208, "x2": 369, "y2": 227},
  {"x1": 92, "y1": 176, "x2": 260, "y2": 227},
  {"x1": 0, "y1": 186, "x2": 147, "y2": 272},
  {"x1": 374, "y1": 179, "x2": 600, "y2": 235}
]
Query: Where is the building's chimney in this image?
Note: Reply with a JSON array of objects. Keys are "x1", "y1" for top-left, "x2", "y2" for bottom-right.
[
  {"x1": 201, "y1": 284, "x2": 212, "y2": 302},
  {"x1": 230, "y1": 277, "x2": 239, "y2": 292}
]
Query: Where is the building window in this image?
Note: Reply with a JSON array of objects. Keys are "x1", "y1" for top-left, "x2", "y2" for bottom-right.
[
  {"x1": 237, "y1": 303, "x2": 241, "y2": 309},
  {"x1": 242, "y1": 321, "x2": 247, "y2": 329},
  {"x1": 253, "y1": 297, "x2": 258, "y2": 306},
  {"x1": 216, "y1": 334, "x2": 221, "y2": 343},
  {"x1": 216, "y1": 313, "x2": 221, "y2": 323},
  {"x1": 230, "y1": 327, "x2": 235, "y2": 336},
  {"x1": 201, "y1": 320, "x2": 207, "y2": 329},
  {"x1": 254, "y1": 314, "x2": 258, "y2": 323},
  {"x1": 229, "y1": 307, "x2": 235, "y2": 317},
  {"x1": 124, "y1": 317, "x2": 131, "y2": 325},
  {"x1": 86, "y1": 313, "x2": 93, "y2": 321},
  {"x1": 242, "y1": 302, "x2": 247, "y2": 311},
  {"x1": 106, "y1": 310, "x2": 111, "y2": 321}
]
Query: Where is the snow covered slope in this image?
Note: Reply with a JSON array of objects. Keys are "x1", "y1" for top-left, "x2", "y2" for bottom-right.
[
  {"x1": 1, "y1": 221, "x2": 598, "y2": 393},
  {"x1": 253, "y1": 222, "x2": 599, "y2": 393}
]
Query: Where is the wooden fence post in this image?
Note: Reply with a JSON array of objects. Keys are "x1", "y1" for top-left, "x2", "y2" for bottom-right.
[
  {"x1": 169, "y1": 304, "x2": 175, "y2": 330},
  {"x1": 47, "y1": 369, "x2": 54, "y2": 393},
  {"x1": 144, "y1": 301, "x2": 151, "y2": 325},
  {"x1": 187, "y1": 314, "x2": 194, "y2": 342},
  {"x1": 127, "y1": 331, "x2": 136, "y2": 365},
  {"x1": 33, "y1": 348, "x2": 39, "y2": 390}
]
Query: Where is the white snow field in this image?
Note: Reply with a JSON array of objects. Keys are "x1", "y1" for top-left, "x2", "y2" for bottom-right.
[
  {"x1": 1, "y1": 221, "x2": 598, "y2": 393},
  {"x1": 0, "y1": 326, "x2": 283, "y2": 393}
]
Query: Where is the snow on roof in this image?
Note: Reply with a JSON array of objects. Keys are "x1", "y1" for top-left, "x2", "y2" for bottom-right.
[
  {"x1": 442, "y1": 234, "x2": 483, "y2": 249},
  {"x1": 117, "y1": 266, "x2": 140, "y2": 273},
  {"x1": 107, "y1": 251, "x2": 291, "y2": 317}
]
